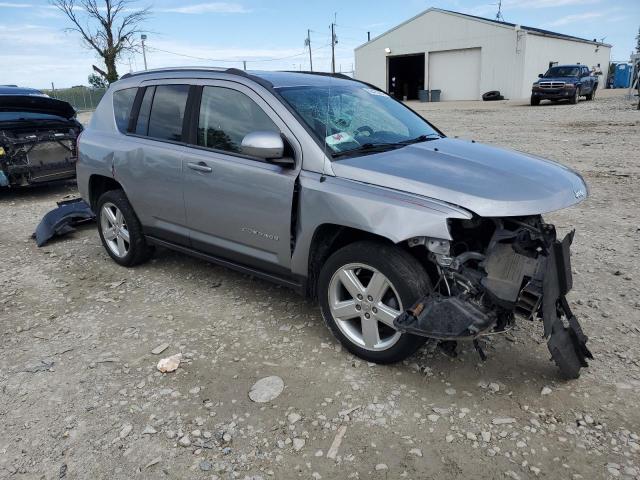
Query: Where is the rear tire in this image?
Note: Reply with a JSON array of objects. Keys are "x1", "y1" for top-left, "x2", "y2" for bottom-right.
[
  {"x1": 96, "y1": 189, "x2": 153, "y2": 267},
  {"x1": 317, "y1": 241, "x2": 431, "y2": 364},
  {"x1": 585, "y1": 85, "x2": 596, "y2": 100}
]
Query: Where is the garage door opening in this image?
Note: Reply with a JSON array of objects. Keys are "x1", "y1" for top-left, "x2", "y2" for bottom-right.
[{"x1": 388, "y1": 54, "x2": 425, "y2": 101}]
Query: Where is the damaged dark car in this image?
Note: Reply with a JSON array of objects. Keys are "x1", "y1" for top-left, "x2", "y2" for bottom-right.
[{"x1": 0, "y1": 86, "x2": 82, "y2": 187}]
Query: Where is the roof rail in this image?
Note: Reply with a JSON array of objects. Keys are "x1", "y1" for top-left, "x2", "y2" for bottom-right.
[
  {"x1": 120, "y1": 66, "x2": 229, "y2": 80},
  {"x1": 282, "y1": 71, "x2": 353, "y2": 81}
]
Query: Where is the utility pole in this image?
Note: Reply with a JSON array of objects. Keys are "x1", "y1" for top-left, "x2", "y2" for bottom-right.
[
  {"x1": 331, "y1": 22, "x2": 337, "y2": 73},
  {"x1": 367, "y1": 31, "x2": 371, "y2": 42},
  {"x1": 305, "y1": 29, "x2": 313, "y2": 71},
  {"x1": 141, "y1": 34, "x2": 148, "y2": 70},
  {"x1": 243, "y1": 60, "x2": 247, "y2": 71}
]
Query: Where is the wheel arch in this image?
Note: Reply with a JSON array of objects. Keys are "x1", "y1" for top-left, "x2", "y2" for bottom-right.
[
  {"x1": 304, "y1": 223, "x2": 438, "y2": 300},
  {"x1": 88, "y1": 174, "x2": 123, "y2": 211}
]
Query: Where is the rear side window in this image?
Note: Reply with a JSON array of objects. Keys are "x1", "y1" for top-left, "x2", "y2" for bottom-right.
[
  {"x1": 113, "y1": 88, "x2": 137, "y2": 133},
  {"x1": 197, "y1": 86, "x2": 278, "y2": 153},
  {"x1": 147, "y1": 85, "x2": 189, "y2": 142}
]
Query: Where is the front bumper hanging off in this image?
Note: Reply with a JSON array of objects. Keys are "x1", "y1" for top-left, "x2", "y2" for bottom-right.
[{"x1": 394, "y1": 222, "x2": 593, "y2": 379}]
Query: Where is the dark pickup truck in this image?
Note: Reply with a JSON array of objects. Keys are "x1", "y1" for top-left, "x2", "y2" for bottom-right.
[{"x1": 531, "y1": 65, "x2": 597, "y2": 106}]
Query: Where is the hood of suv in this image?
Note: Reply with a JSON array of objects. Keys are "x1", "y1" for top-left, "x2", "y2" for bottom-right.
[{"x1": 330, "y1": 138, "x2": 588, "y2": 217}]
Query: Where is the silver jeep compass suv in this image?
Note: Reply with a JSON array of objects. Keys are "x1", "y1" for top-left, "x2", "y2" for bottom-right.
[{"x1": 77, "y1": 67, "x2": 592, "y2": 378}]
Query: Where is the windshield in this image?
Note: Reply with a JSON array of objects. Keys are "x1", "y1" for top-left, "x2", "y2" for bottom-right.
[
  {"x1": 545, "y1": 66, "x2": 580, "y2": 77},
  {"x1": 276, "y1": 84, "x2": 441, "y2": 158}
]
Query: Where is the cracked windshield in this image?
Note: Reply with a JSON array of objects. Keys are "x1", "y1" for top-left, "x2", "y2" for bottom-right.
[{"x1": 277, "y1": 84, "x2": 441, "y2": 157}]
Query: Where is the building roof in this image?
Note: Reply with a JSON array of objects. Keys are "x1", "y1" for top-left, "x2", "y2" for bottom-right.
[{"x1": 356, "y1": 7, "x2": 612, "y2": 50}]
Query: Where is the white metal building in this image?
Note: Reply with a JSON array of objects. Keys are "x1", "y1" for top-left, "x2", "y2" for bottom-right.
[{"x1": 354, "y1": 8, "x2": 612, "y2": 101}]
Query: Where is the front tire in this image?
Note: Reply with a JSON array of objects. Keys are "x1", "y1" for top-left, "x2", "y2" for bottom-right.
[
  {"x1": 97, "y1": 190, "x2": 153, "y2": 267},
  {"x1": 530, "y1": 95, "x2": 540, "y2": 106},
  {"x1": 317, "y1": 241, "x2": 431, "y2": 364},
  {"x1": 569, "y1": 88, "x2": 579, "y2": 104}
]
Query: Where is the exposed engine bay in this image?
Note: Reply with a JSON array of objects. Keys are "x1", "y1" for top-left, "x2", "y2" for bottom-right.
[
  {"x1": 0, "y1": 126, "x2": 79, "y2": 187},
  {"x1": 0, "y1": 91, "x2": 82, "y2": 187},
  {"x1": 396, "y1": 216, "x2": 593, "y2": 379}
]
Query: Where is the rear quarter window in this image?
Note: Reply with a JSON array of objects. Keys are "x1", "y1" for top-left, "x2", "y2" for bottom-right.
[{"x1": 112, "y1": 88, "x2": 137, "y2": 133}]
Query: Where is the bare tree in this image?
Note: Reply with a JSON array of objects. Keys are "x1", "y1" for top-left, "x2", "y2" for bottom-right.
[{"x1": 52, "y1": 0, "x2": 150, "y2": 84}]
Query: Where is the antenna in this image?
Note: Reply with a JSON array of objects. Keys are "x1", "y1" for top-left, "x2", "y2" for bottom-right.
[{"x1": 496, "y1": 0, "x2": 504, "y2": 22}]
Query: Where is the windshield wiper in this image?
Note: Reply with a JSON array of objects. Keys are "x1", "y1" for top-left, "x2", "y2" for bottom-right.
[
  {"x1": 332, "y1": 142, "x2": 403, "y2": 159},
  {"x1": 398, "y1": 133, "x2": 442, "y2": 145},
  {"x1": 331, "y1": 134, "x2": 442, "y2": 159}
]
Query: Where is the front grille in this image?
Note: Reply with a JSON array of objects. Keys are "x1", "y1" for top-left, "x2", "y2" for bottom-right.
[{"x1": 539, "y1": 81, "x2": 565, "y2": 89}]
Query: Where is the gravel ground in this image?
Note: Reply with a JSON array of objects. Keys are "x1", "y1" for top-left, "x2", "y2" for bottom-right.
[{"x1": 1, "y1": 89, "x2": 639, "y2": 480}]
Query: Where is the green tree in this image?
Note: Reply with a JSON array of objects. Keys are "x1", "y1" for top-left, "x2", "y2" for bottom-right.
[
  {"x1": 51, "y1": 0, "x2": 150, "y2": 84},
  {"x1": 88, "y1": 73, "x2": 108, "y2": 89}
]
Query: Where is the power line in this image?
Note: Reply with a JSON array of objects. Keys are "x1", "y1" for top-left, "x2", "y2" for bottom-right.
[{"x1": 146, "y1": 45, "x2": 317, "y2": 64}]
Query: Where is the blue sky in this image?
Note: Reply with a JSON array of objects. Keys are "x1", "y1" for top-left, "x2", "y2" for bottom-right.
[{"x1": 1, "y1": 0, "x2": 638, "y2": 88}]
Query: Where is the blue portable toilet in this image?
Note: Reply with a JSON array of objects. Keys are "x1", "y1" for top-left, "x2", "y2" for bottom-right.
[{"x1": 613, "y1": 63, "x2": 632, "y2": 88}]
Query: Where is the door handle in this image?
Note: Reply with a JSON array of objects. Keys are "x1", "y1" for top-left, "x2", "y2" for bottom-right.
[{"x1": 187, "y1": 161, "x2": 212, "y2": 173}]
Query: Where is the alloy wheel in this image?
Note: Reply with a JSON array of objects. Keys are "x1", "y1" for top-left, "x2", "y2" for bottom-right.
[
  {"x1": 100, "y1": 202, "x2": 130, "y2": 258},
  {"x1": 327, "y1": 263, "x2": 403, "y2": 351}
]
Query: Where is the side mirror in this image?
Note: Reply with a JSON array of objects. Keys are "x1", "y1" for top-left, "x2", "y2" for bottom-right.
[
  {"x1": 241, "y1": 131, "x2": 284, "y2": 159},
  {"x1": 538, "y1": 73, "x2": 543, "y2": 78}
]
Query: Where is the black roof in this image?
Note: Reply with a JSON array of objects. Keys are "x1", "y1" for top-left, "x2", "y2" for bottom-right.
[{"x1": 438, "y1": 9, "x2": 608, "y2": 46}]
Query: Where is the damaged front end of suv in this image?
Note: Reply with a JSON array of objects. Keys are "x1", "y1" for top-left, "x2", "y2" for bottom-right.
[
  {"x1": 0, "y1": 88, "x2": 82, "y2": 187},
  {"x1": 395, "y1": 215, "x2": 592, "y2": 379}
]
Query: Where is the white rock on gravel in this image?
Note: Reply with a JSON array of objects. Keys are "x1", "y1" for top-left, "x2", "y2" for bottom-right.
[
  {"x1": 541, "y1": 386, "x2": 553, "y2": 396},
  {"x1": 327, "y1": 425, "x2": 347, "y2": 459},
  {"x1": 409, "y1": 448, "x2": 423, "y2": 457},
  {"x1": 287, "y1": 412, "x2": 302, "y2": 424},
  {"x1": 119, "y1": 424, "x2": 133, "y2": 439},
  {"x1": 156, "y1": 353, "x2": 181, "y2": 373},
  {"x1": 292, "y1": 438, "x2": 305, "y2": 451},
  {"x1": 151, "y1": 343, "x2": 169, "y2": 355},
  {"x1": 142, "y1": 425, "x2": 157, "y2": 435},
  {"x1": 492, "y1": 417, "x2": 516, "y2": 425},
  {"x1": 375, "y1": 464, "x2": 388, "y2": 471},
  {"x1": 248, "y1": 376, "x2": 284, "y2": 403}
]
